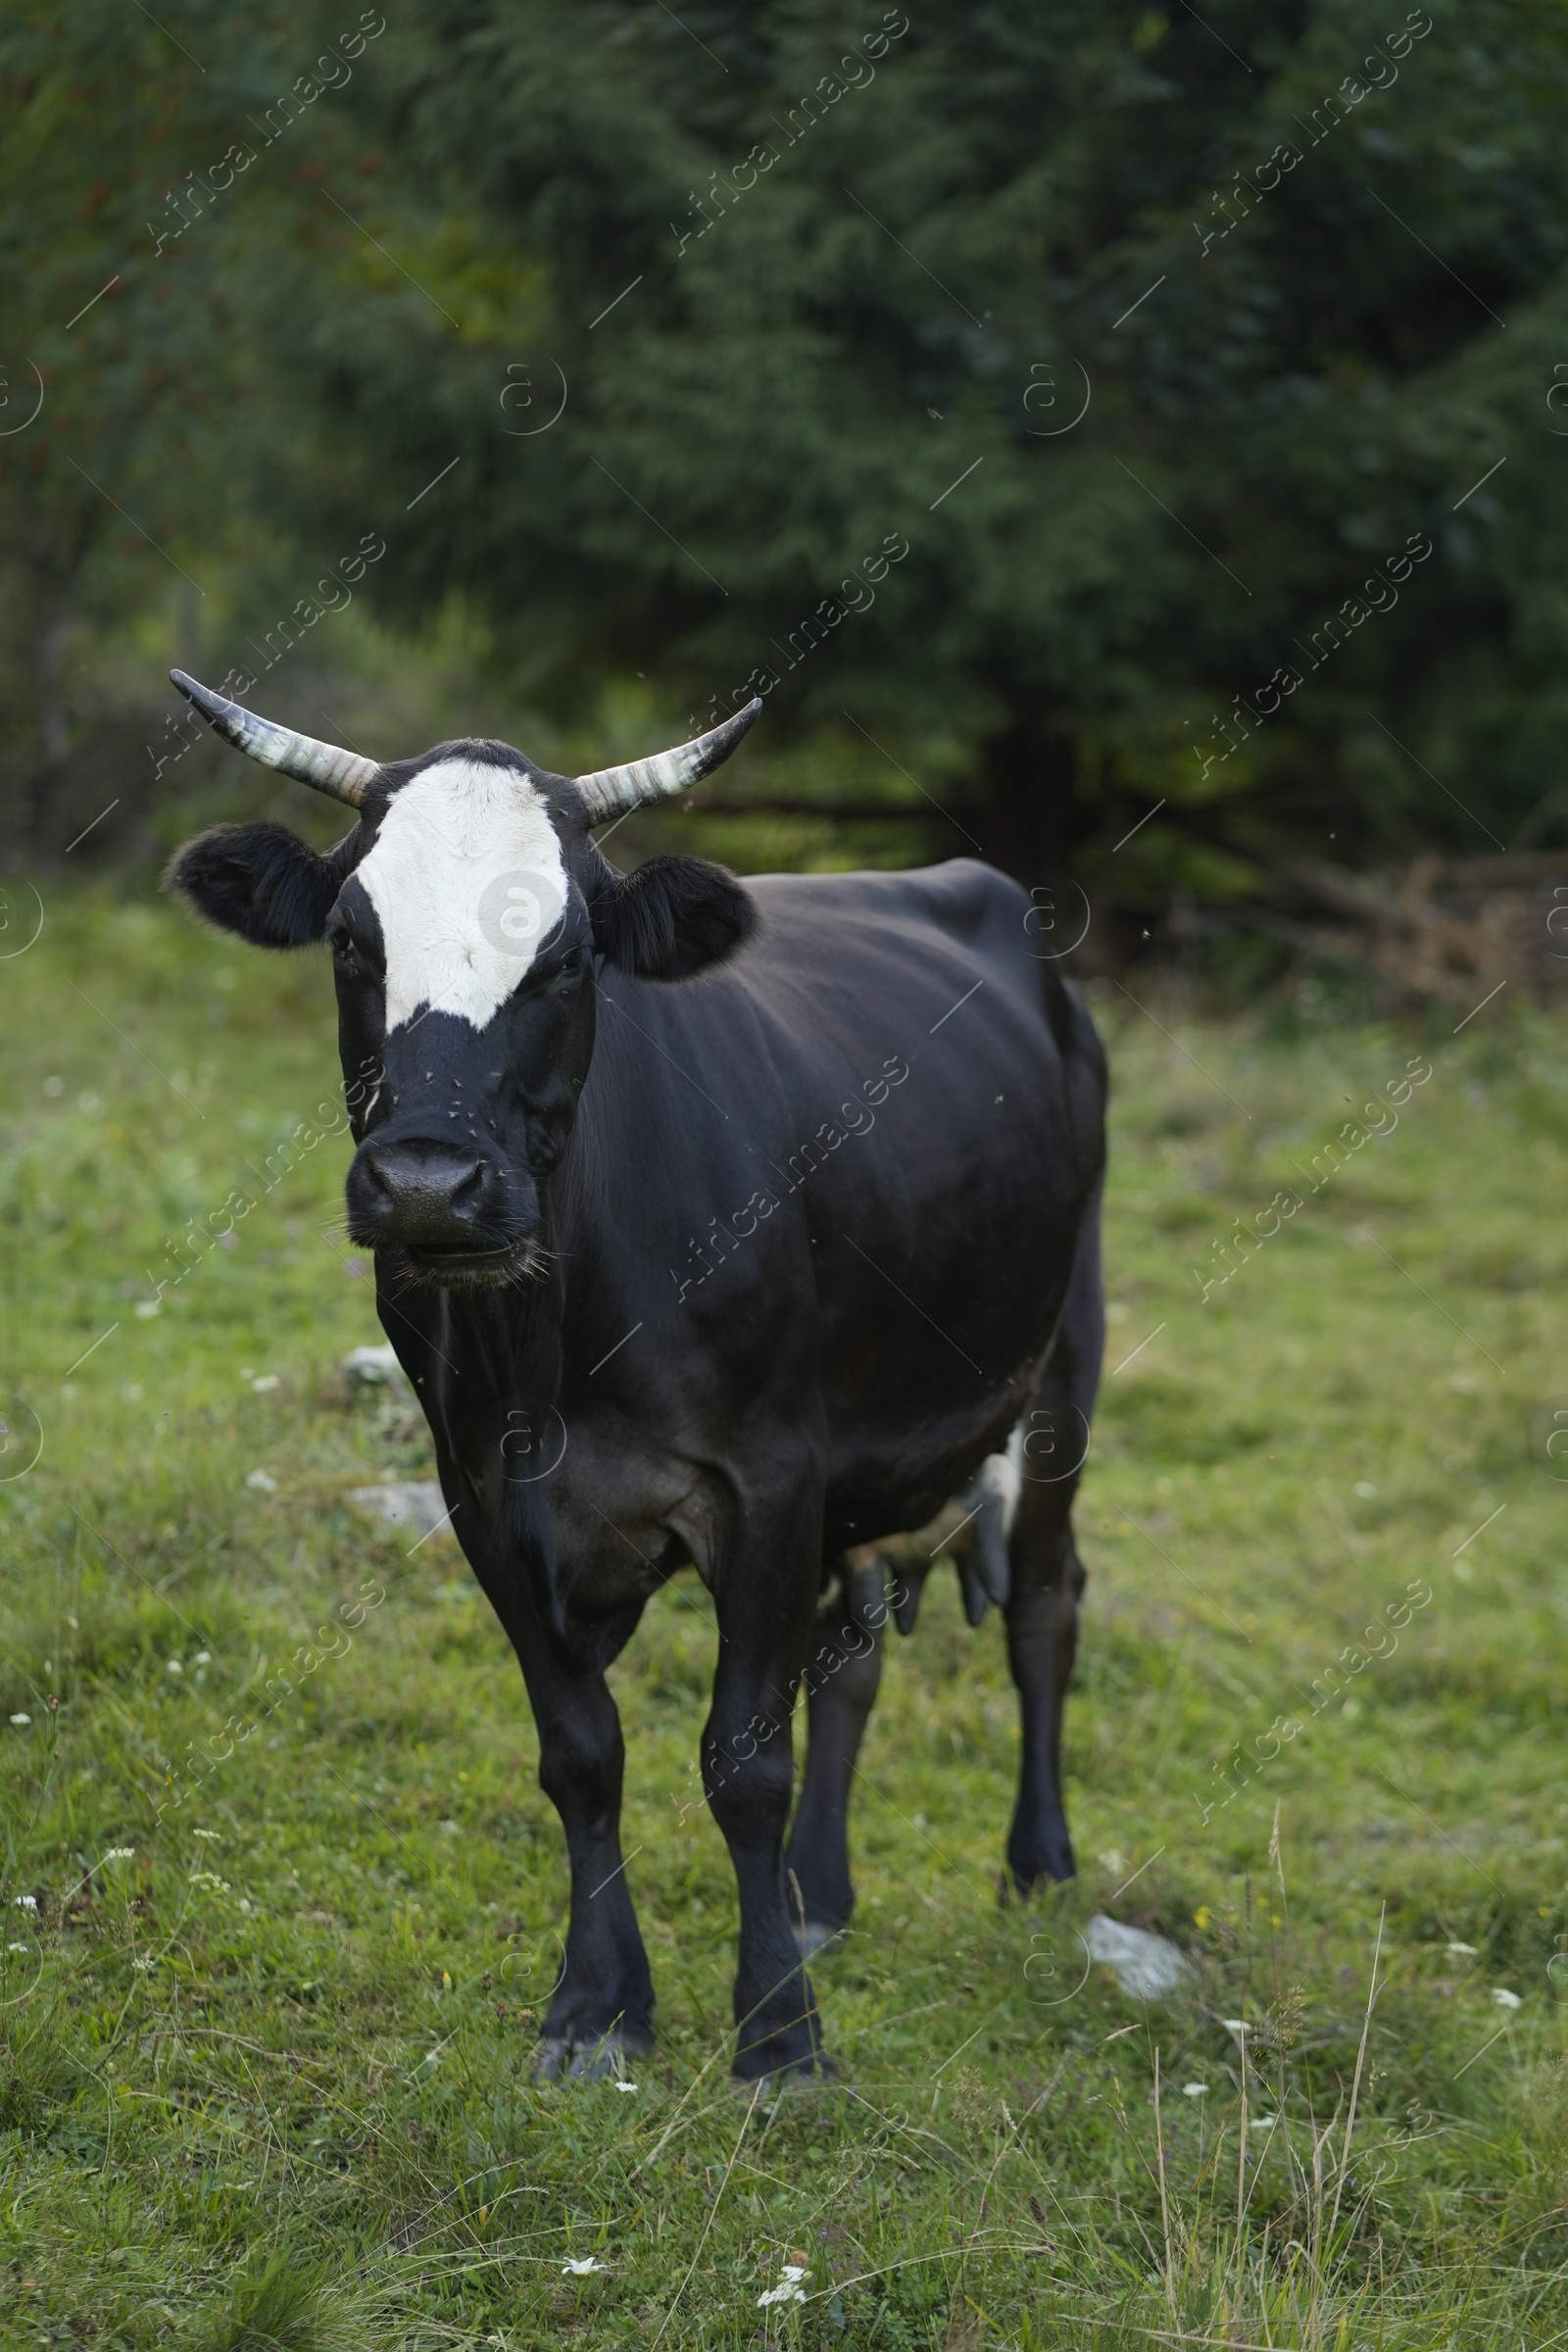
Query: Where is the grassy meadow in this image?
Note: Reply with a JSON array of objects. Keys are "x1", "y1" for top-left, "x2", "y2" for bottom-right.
[{"x1": 3, "y1": 886, "x2": 1568, "y2": 2348}]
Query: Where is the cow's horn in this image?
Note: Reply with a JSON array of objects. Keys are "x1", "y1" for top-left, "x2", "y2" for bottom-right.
[
  {"x1": 573, "y1": 697, "x2": 762, "y2": 825},
  {"x1": 170, "y1": 670, "x2": 379, "y2": 808}
]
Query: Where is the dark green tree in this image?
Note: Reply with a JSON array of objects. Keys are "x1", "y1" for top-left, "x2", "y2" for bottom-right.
[
  {"x1": 0, "y1": 2, "x2": 390, "y2": 852},
  {"x1": 260, "y1": 0, "x2": 1568, "y2": 899},
  {"x1": 10, "y1": 1, "x2": 1567, "y2": 894}
]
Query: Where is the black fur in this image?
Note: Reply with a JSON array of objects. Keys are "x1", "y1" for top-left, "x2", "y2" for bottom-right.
[
  {"x1": 590, "y1": 854, "x2": 756, "y2": 980},
  {"x1": 163, "y1": 821, "x2": 360, "y2": 950}
]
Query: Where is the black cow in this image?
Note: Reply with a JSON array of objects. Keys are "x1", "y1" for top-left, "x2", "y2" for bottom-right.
[{"x1": 165, "y1": 673, "x2": 1106, "y2": 2081}]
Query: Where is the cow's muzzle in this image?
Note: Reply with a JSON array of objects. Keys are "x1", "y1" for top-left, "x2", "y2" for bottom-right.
[{"x1": 347, "y1": 1137, "x2": 537, "y2": 1281}]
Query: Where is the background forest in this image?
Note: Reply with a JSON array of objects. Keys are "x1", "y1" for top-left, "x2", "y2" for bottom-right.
[{"x1": 4, "y1": 0, "x2": 1567, "y2": 946}]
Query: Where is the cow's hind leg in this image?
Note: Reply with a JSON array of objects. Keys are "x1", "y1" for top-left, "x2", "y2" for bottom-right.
[
  {"x1": 1004, "y1": 1183, "x2": 1103, "y2": 1892},
  {"x1": 784, "y1": 1554, "x2": 886, "y2": 1955},
  {"x1": 1004, "y1": 1483, "x2": 1086, "y2": 1889}
]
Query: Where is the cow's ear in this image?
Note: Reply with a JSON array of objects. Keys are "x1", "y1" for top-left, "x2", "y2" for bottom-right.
[
  {"x1": 162, "y1": 821, "x2": 358, "y2": 950},
  {"x1": 590, "y1": 854, "x2": 756, "y2": 980}
]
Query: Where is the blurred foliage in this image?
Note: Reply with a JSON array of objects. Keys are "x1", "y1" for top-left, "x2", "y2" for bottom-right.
[
  {"x1": 0, "y1": 1, "x2": 387, "y2": 856},
  {"x1": 4, "y1": 0, "x2": 1568, "y2": 904}
]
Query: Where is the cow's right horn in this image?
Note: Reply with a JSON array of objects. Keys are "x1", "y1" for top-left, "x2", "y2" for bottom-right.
[{"x1": 171, "y1": 670, "x2": 379, "y2": 808}]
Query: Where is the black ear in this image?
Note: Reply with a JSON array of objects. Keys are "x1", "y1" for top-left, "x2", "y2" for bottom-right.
[
  {"x1": 163, "y1": 821, "x2": 359, "y2": 949},
  {"x1": 591, "y1": 854, "x2": 756, "y2": 979}
]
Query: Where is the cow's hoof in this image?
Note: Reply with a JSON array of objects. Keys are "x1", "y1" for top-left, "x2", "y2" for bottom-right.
[
  {"x1": 1004, "y1": 1846, "x2": 1076, "y2": 1899},
  {"x1": 531, "y1": 2029, "x2": 648, "y2": 2083},
  {"x1": 793, "y1": 1920, "x2": 847, "y2": 1961},
  {"x1": 731, "y1": 2031, "x2": 837, "y2": 2087}
]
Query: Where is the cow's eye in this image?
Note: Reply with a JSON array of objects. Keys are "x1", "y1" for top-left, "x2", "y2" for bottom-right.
[
  {"x1": 553, "y1": 950, "x2": 588, "y2": 997},
  {"x1": 328, "y1": 927, "x2": 370, "y2": 975}
]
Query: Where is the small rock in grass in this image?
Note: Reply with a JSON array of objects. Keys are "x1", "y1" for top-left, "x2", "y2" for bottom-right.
[
  {"x1": 1084, "y1": 1913, "x2": 1194, "y2": 2000},
  {"x1": 348, "y1": 1482, "x2": 454, "y2": 1542},
  {"x1": 343, "y1": 1344, "x2": 410, "y2": 1393}
]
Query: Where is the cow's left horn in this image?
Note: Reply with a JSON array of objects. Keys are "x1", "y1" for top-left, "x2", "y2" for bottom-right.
[
  {"x1": 573, "y1": 697, "x2": 762, "y2": 824},
  {"x1": 170, "y1": 670, "x2": 379, "y2": 808}
]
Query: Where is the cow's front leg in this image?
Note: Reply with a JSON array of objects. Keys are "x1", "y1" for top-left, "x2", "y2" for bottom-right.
[
  {"x1": 524, "y1": 1652, "x2": 656, "y2": 2076},
  {"x1": 703, "y1": 1489, "x2": 828, "y2": 2080},
  {"x1": 477, "y1": 1565, "x2": 655, "y2": 2078}
]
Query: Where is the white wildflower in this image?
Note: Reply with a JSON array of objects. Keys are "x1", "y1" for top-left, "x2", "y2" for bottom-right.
[
  {"x1": 194, "y1": 1651, "x2": 211, "y2": 1665},
  {"x1": 189, "y1": 1871, "x2": 230, "y2": 1890},
  {"x1": 166, "y1": 1658, "x2": 183, "y2": 1675},
  {"x1": 14, "y1": 1894, "x2": 37, "y2": 1911},
  {"x1": 1181, "y1": 2082, "x2": 1207, "y2": 2097},
  {"x1": 562, "y1": 2256, "x2": 605, "y2": 2276},
  {"x1": 1220, "y1": 2018, "x2": 1250, "y2": 2037},
  {"x1": 1492, "y1": 1987, "x2": 1522, "y2": 2010},
  {"x1": 9, "y1": 1713, "x2": 29, "y2": 1726},
  {"x1": 104, "y1": 1848, "x2": 134, "y2": 1863},
  {"x1": 249, "y1": 1374, "x2": 280, "y2": 1393},
  {"x1": 245, "y1": 1468, "x2": 277, "y2": 1493},
  {"x1": 192, "y1": 1829, "x2": 220, "y2": 1840},
  {"x1": 7, "y1": 1941, "x2": 27, "y2": 1953},
  {"x1": 1446, "y1": 1941, "x2": 1478, "y2": 1956},
  {"x1": 758, "y1": 2263, "x2": 809, "y2": 2308},
  {"x1": 612, "y1": 2080, "x2": 639, "y2": 2092}
]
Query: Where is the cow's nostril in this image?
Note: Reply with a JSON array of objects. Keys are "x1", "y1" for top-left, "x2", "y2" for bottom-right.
[{"x1": 354, "y1": 1143, "x2": 494, "y2": 1247}]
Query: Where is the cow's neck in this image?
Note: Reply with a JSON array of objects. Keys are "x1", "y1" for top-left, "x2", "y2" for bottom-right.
[
  {"x1": 390, "y1": 1179, "x2": 573, "y2": 1647},
  {"x1": 435, "y1": 1188, "x2": 569, "y2": 1469}
]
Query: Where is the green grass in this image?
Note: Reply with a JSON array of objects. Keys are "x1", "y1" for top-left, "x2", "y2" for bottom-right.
[{"x1": 4, "y1": 888, "x2": 1568, "y2": 2348}]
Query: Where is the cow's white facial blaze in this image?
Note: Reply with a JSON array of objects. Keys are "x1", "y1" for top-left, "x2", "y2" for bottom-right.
[{"x1": 357, "y1": 760, "x2": 568, "y2": 1031}]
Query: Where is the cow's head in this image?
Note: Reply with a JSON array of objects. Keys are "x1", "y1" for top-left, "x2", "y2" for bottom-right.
[{"x1": 164, "y1": 673, "x2": 759, "y2": 1286}]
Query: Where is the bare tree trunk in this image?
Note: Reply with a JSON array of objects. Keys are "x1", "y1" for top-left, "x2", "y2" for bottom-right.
[
  {"x1": 975, "y1": 718, "x2": 1081, "y2": 885},
  {"x1": 37, "y1": 587, "x2": 74, "y2": 766}
]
